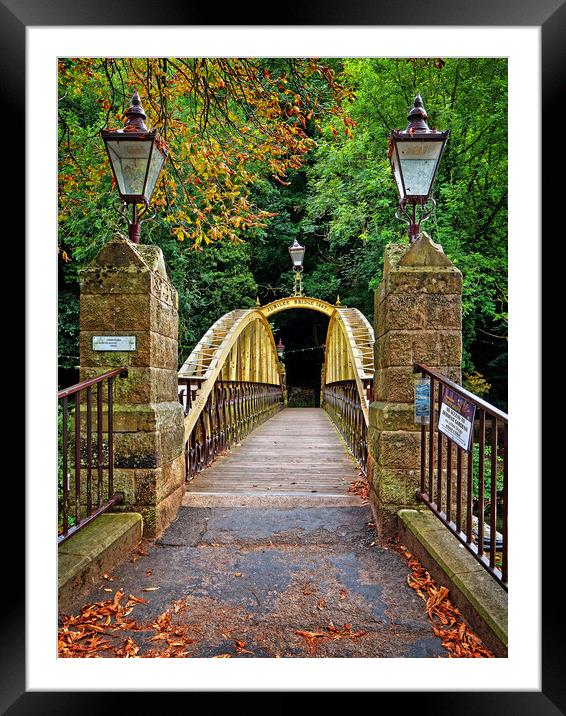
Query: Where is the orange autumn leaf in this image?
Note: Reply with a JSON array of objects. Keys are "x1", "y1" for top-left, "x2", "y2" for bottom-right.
[
  {"x1": 59, "y1": 58, "x2": 351, "y2": 248},
  {"x1": 395, "y1": 542, "x2": 494, "y2": 658}
]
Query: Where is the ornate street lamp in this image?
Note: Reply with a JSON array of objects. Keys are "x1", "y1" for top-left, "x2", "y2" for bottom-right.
[
  {"x1": 276, "y1": 337, "x2": 285, "y2": 360},
  {"x1": 101, "y1": 91, "x2": 168, "y2": 243},
  {"x1": 388, "y1": 94, "x2": 448, "y2": 242},
  {"x1": 288, "y1": 239, "x2": 305, "y2": 297}
]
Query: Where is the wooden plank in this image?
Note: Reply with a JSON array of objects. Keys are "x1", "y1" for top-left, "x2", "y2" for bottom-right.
[{"x1": 185, "y1": 408, "x2": 362, "y2": 500}]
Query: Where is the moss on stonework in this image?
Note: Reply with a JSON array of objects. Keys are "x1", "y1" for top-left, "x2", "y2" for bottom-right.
[
  {"x1": 100, "y1": 352, "x2": 130, "y2": 368},
  {"x1": 383, "y1": 242, "x2": 409, "y2": 275}
]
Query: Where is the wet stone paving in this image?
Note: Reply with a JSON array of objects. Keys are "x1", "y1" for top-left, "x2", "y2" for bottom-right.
[{"x1": 61, "y1": 504, "x2": 447, "y2": 658}]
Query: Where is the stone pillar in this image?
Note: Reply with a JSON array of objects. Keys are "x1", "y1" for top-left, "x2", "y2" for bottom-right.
[
  {"x1": 368, "y1": 233, "x2": 462, "y2": 542},
  {"x1": 79, "y1": 233, "x2": 185, "y2": 538}
]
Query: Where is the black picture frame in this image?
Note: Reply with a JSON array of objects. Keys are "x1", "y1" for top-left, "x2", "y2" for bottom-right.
[{"x1": 10, "y1": 0, "x2": 558, "y2": 709}]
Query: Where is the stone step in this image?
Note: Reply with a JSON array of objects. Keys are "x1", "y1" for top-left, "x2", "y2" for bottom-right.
[{"x1": 182, "y1": 492, "x2": 364, "y2": 508}]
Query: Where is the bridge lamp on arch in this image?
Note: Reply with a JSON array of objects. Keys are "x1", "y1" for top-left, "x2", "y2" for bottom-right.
[
  {"x1": 288, "y1": 239, "x2": 306, "y2": 297},
  {"x1": 388, "y1": 94, "x2": 448, "y2": 243},
  {"x1": 276, "y1": 337, "x2": 285, "y2": 360},
  {"x1": 101, "y1": 91, "x2": 168, "y2": 244}
]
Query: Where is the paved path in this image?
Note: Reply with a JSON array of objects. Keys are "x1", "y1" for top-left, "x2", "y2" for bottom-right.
[{"x1": 61, "y1": 410, "x2": 445, "y2": 658}]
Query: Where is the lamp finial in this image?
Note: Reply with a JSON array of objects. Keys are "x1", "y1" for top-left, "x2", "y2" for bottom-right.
[
  {"x1": 124, "y1": 90, "x2": 148, "y2": 131},
  {"x1": 406, "y1": 94, "x2": 430, "y2": 133}
]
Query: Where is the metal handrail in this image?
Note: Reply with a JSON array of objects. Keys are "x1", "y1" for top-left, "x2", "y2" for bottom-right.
[
  {"x1": 181, "y1": 379, "x2": 283, "y2": 481},
  {"x1": 58, "y1": 367, "x2": 128, "y2": 399},
  {"x1": 413, "y1": 363, "x2": 508, "y2": 590},
  {"x1": 58, "y1": 368, "x2": 128, "y2": 544},
  {"x1": 323, "y1": 379, "x2": 371, "y2": 475},
  {"x1": 415, "y1": 364, "x2": 508, "y2": 421}
]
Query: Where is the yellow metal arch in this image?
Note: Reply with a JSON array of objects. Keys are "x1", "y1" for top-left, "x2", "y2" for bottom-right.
[
  {"x1": 259, "y1": 296, "x2": 338, "y2": 318},
  {"x1": 322, "y1": 307, "x2": 375, "y2": 423},
  {"x1": 178, "y1": 308, "x2": 284, "y2": 437}
]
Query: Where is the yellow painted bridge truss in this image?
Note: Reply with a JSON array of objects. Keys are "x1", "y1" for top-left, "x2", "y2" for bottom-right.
[{"x1": 177, "y1": 297, "x2": 375, "y2": 477}]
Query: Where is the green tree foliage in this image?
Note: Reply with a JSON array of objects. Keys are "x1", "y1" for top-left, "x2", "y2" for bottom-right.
[
  {"x1": 293, "y1": 58, "x2": 508, "y2": 407},
  {"x1": 57, "y1": 57, "x2": 349, "y2": 383},
  {"x1": 58, "y1": 57, "x2": 507, "y2": 409}
]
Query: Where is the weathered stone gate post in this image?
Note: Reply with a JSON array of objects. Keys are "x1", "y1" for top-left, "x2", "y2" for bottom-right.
[
  {"x1": 368, "y1": 233, "x2": 463, "y2": 542},
  {"x1": 79, "y1": 233, "x2": 185, "y2": 537}
]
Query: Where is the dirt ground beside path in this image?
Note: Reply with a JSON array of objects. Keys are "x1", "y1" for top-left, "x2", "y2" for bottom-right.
[{"x1": 59, "y1": 504, "x2": 447, "y2": 658}]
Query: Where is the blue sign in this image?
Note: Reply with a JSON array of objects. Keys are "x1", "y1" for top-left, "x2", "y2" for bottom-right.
[{"x1": 414, "y1": 378, "x2": 430, "y2": 424}]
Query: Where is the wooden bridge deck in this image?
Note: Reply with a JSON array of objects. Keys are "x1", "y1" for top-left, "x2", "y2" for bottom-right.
[{"x1": 183, "y1": 408, "x2": 362, "y2": 505}]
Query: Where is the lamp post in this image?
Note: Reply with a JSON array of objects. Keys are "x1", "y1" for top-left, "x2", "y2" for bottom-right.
[
  {"x1": 276, "y1": 337, "x2": 285, "y2": 360},
  {"x1": 388, "y1": 94, "x2": 448, "y2": 243},
  {"x1": 101, "y1": 91, "x2": 168, "y2": 243},
  {"x1": 288, "y1": 239, "x2": 306, "y2": 297}
]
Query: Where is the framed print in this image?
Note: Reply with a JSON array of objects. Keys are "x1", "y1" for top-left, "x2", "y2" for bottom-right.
[{"x1": 7, "y1": 0, "x2": 559, "y2": 709}]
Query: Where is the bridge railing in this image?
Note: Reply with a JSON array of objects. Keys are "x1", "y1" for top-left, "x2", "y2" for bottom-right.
[
  {"x1": 179, "y1": 379, "x2": 284, "y2": 481},
  {"x1": 320, "y1": 306, "x2": 374, "y2": 476},
  {"x1": 178, "y1": 308, "x2": 286, "y2": 482},
  {"x1": 57, "y1": 368, "x2": 128, "y2": 544},
  {"x1": 414, "y1": 363, "x2": 508, "y2": 590},
  {"x1": 323, "y1": 379, "x2": 373, "y2": 475}
]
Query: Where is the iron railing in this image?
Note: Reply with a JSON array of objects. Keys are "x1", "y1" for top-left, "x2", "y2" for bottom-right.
[
  {"x1": 322, "y1": 380, "x2": 372, "y2": 474},
  {"x1": 414, "y1": 364, "x2": 508, "y2": 590},
  {"x1": 58, "y1": 368, "x2": 128, "y2": 544},
  {"x1": 179, "y1": 380, "x2": 284, "y2": 481}
]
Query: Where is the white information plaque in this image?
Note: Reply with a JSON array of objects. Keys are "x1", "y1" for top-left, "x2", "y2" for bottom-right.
[
  {"x1": 437, "y1": 386, "x2": 476, "y2": 452},
  {"x1": 92, "y1": 336, "x2": 136, "y2": 351}
]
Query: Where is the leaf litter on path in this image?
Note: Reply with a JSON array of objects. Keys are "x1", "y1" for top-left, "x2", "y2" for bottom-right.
[
  {"x1": 295, "y1": 622, "x2": 368, "y2": 654},
  {"x1": 394, "y1": 542, "x2": 495, "y2": 658},
  {"x1": 58, "y1": 592, "x2": 198, "y2": 659},
  {"x1": 348, "y1": 477, "x2": 369, "y2": 503}
]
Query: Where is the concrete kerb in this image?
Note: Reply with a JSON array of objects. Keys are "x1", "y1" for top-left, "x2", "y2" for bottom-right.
[
  {"x1": 397, "y1": 508, "x2": 508, "y2": 657},
  {"x1": 58, "y1": 512, "x2": 143, "y2": 614}
]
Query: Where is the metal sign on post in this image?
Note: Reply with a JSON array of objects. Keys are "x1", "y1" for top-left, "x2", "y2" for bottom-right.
[
  {"x1": 414, "y1": 377, "x2": 430, "y2": 424},
  {"x1": 437, "y1": 386, "x2": 476, "y2": 451},
  {"x1": 93, "y1": 336, "x2": 137, "y2": 352}
]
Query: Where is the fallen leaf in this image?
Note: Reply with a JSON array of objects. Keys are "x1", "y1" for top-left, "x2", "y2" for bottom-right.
[
  {"x1": 152, "y1": 611, "x2": 172, "y2": 631},
  {"x1": 348, "y1": 477, "x2": 369, "y2": 503},
  {"x1": 127, "y1": 594, "x2": 147, "y2": 604},
  {"x1": 394, "y1": 541, "x2": 494, "y2": 658},
  {"x1": 349, "y1": 630, "x2": 368, "y2": 639},
  {"x1": 316, "y1": 598, "x2": 326, "y2": 610},
  {"x1": 149, "y1": 632, "x2": 170, "y2": 642},
  {"x1": 234, "y1": 639, "x2": 254, "y2": 655},
  {"x1": 295, "y1": 630, "x2": 326, "y2": 639},
  {"x1": 117, "y1": 637, "x2": 139, "y2": 658}
]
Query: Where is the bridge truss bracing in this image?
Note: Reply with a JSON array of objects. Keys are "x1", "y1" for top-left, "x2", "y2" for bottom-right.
[
  {"x1": 178, "y1": 309, "x2": 285, "y2": 480},
  {"x1": 178, "y1": 298, "x2": 375, "y2": 481}
]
